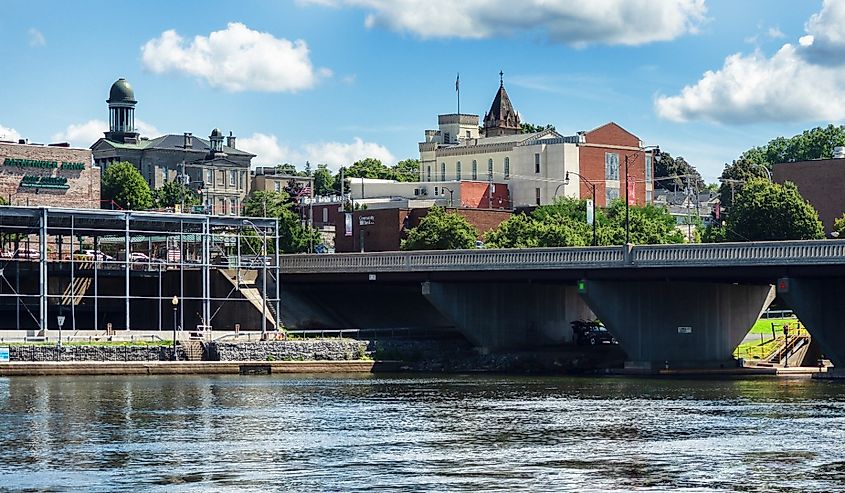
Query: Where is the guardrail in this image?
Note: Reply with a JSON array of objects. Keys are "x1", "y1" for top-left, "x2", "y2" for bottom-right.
[{"x1": 278, "y1": 239, "x2": 845, "y2": 274}]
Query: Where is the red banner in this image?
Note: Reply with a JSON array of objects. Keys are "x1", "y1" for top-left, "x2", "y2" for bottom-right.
[{"x1": 627, "y1": 181, "x2": 636, "y2": 205}]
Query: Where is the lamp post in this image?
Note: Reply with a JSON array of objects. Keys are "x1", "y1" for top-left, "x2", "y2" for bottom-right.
[
  {"x1": 442, "y1": 186, "x2": 454, "y2": 207},
  {"x1": 243, "y1": 219, "x2": 268, "y2": 340},
  {"x1": 624, "y1": 145, "x2": 660, "y2": 245},
  {"x1": 171, "y1": 295, "x2": 179, "y2": 361},
  {"x1": 57, "y1": 314, "x2": 65, "y2": 350},
  {"x1": 565, "y1": 171, "x2": 598, "y2": 246}
]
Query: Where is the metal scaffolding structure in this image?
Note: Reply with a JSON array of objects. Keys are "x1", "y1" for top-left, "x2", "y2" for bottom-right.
[{"x1": 0, "y1": 206, "x2": 280, "y2": 335}]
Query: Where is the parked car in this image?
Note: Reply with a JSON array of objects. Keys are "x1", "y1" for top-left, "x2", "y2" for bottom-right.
[
  {"x1": 571, "y1": 320, "x2": 617, "y2": 346},
  {"x1": 85, "y1": 250, "x2": 114, "y2": 261},
  {"x1": 128, "y1": 252, "x2": 150, "y2": 262},
  {"x1": 13, "y1": 248, "x2": 39, "y2": 260}
]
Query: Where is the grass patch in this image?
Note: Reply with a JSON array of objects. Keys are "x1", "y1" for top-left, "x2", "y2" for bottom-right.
[{"x1": 749, "y1": 317, "x2": 800, "y2": 335}]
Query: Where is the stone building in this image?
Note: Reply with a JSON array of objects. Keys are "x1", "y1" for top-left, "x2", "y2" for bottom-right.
[
  {"x1": 91, "y1": 78, "x2": 254, "y2": 214},
  {"x1": 0, "y1": 140, "x2": 99, "y2": 208},
  {"x1": 419, "y1": 75, "x2": 655, "y2": 208}
]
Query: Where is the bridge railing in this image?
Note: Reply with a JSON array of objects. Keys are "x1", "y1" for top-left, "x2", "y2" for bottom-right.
[{"x1": 279, "y1": 239, "x2": 845, "y2": 274}]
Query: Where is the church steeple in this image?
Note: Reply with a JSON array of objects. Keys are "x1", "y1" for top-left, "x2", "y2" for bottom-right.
[{"x1": 482, "y1": 71, "x2": 520, "y2": 137}]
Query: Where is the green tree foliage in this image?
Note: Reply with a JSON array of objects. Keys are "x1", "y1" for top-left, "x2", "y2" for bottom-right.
[
  {"x1": 740, "y1": 124, "x2": 845, "y2": 168},
  {"x1": 344, "y1": 158, "x2": 392, "y2": 179},
  {"x1": 654, "y1": 151, "x2": 705, "y2": 191},
  {"x1": 101, "y1": 161, "x2": 153, "y2": 210},
  {"x1": 726, "y1": 179, "x2": 824, "y2": 241},
  {"x1": 274, "y1": 163, "x2": 307, "y2": 176},
  {"x1": 153, "y1": 180, "x2": 200, "y2": 209},
  {"x1": 401, "y1": 206, "x2": 478, "y2": 250},
  {"x1": 717, "y1": 158, "x2": 771, "y2": 210},
  {"x1": 392, "y1": 158, "x2": 420, "y2": 182},
  {"x1": 833, "y1": 214, "x2": 845, "y2": 238},
  {"x1": 485, "y1": 197, "x2": 684, "y2": 247},
  {"x1": 313, "y1": 164, "x2": 335, "y2": 196},
  {"x1": 520, "y1": 123, "x2": 555, "y2": 134},
  {"x1": 242, "y1": 190, "x2": 321, "y2": 253}
]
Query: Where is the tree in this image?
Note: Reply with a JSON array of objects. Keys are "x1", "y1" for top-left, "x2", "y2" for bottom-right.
[
  {"x1": 521, "y1": 123, "x2": 555, "y2": 134},
  {"x1": 275, "y1": 163, "x2": 306, "y2": 176},
  {"x1": 153, "y1": 180, "x2": 200, "y2": 209},
  {"x1": 392, "y1": 159, "x2": 420, "y2": 182},
  {"x1": 739, "y1": 124, "x2": 845, "y2": 168},
  {"x1": 727, "y1": 179, "x2": 824, "y2": 241},
  {"x1": 484, "y1": 212, "x2": 587, "y2": 248},
  {"x1": 602, "y1": 201, "x2": 684, "y2": 245},
  {"x1": 313, "y1": 164, "x2": 335, "y2": 196},
  {"x1": 101, "y1": 161, "x2": 153, "y2": 210},
  {"x1": 242, "y1": 190, "x2": 321, "y2": 253},
  {"x1": 717, "y1": 158, "x2": 771, "y2": 210},
  {"x1": 654, "y1": 151, "x2": 704, "y2": 191},
  {"x1": 345, "y1": 158, "x2": 394, "y2": 179},
  {"x1": 401, "y1": 206, "x2": 478, "y2": 250},
  {"x1": 834, "y1": 214, "x2": 845, "y2": 238}
]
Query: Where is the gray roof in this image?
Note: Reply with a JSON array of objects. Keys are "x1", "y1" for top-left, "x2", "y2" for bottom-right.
[{"x1": 100, "y1": 133, "x2": 255, "y2": 157}]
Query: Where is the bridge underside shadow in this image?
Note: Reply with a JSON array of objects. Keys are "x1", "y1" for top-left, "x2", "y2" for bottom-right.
[
  {"x1": 422, "y1": 281, "x2": 593, "y2": 351},
  {"x1": 580, "y1": 280, "x2": 775, "y2": 369},
  {"x1": 280, "y1": 283, "x2": 454, "y2": 334},
  {"x1": 778, "y1": 278, "x2": 845, "y2": 373}
]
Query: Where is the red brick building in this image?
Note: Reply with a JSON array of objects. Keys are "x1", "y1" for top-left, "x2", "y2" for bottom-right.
[
  {"x1": 773, "y1": 158, "x2": 845, "y2": 233},
  {"x1": 334, "y1": 207, "x2": 511, "y2": 252},
  {"x1": 1, "y1": 141, "x2": 100, "y2": 208},
  {"x1": 577, "y1": 122, "x2": 655, "y2": 207}
]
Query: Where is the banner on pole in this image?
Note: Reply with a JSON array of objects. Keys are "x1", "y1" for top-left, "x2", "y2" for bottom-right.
[{"x1": 586, "y1": 199, "x2": 594, "y2": 225}]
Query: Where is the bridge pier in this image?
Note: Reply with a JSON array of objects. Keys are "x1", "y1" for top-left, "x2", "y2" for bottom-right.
[
  {"x1": 422, "y1": 281, "x2": 593, "y2": 351},
  {"x1": 580, "y1": 280, "x2": 775, "y2": 369},
  {"x1": 777, "y1": 278, "x2": 845, "y2": 372}
]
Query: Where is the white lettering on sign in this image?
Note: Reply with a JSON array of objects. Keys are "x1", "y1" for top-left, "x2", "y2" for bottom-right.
[
  {"x1": 359, "y1": 215, "x2": 375, "y2": 226},
  {"x1": 677, "y1": 326, "x2": 693, "y2": 334}
]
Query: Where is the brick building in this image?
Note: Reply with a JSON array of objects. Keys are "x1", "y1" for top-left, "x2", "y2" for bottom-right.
[
  {"x1": 773, "y1": 157, "x2": 845, "y2": 233},
  {"x1": 578, "y1": 122, "x2": 655, "y2": 207},
  {"x1": 348, "y1": 177, "x2": 510, "y2": 209},
  {"x1": 334, "y1": 207, "x2": 511, "y2": 252},
  {"x1": 0, "y1": 141, "x2": 100, "y2": 208}
]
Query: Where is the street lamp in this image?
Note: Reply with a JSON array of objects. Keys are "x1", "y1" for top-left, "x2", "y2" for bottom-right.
[
  {"x1": 57, "y1": 314, "x2": 66, "y2": 349},
  {"x1": 565, "y1": 171, "x2": 598, "y2": 246},
  {"x1": 624, "y1": 145, "x2": 660, "y2": 244},
  {"x1": 243, "y1": 219, "x2": 268, "y2": 340},
  {"x1": 171, "y1": 295, "x2": 179, "y2": 361},
  {"x1": 441, "y1": 186, "x2": 455, "y2": 207}
]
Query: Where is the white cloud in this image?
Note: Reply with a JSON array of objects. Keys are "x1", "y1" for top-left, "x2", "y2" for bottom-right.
[
  {"x1": 239, "y1": 133, "x2": 395, "y2": 170},
  {"x1": 52, "y1": 119, "x2": 160, "y2": 147},
  {"x1": 655, "y1": 0, "x2": 845, "y2": 124},
  {"x1": 767, "y1": 27, "x2": 784, "y2": 39},
  {"x1": 301, "y1": 0, "x2": 706, "y2": 46},
  {"x1": 27, "y1": 28, "x2": 45, "y2": 47},
  {"x1": 140, "y1": 22, "x2": 330, "y2": 92},
  {"x1": 0, "y1": 124, "x2": 22, "y2": 142}
]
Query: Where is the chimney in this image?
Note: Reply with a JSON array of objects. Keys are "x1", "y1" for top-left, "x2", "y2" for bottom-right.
[
  {"x1": 227, "y1": 131, "x2": 236, "y2": 149},
  {"x1": 183, "y1": 132, "x2": 192, "y2": 149}
]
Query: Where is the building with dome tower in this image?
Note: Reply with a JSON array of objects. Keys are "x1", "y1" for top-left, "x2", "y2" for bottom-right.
[{"x1": 91, "y1": 78, "x2": 255, "y2": 214}]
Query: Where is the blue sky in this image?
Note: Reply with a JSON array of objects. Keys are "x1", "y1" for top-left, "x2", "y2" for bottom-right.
[{"x1": 0, "y1": 0, "x2": 840, "y2": 182}]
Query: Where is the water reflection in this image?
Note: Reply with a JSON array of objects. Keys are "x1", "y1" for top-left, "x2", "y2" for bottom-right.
[{"x1": 0, "y1": 375, "x2": 843, "y2": 492}]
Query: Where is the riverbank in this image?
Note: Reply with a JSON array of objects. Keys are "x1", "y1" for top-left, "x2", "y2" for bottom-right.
[{"x1": 0, "y1": 360, "x2": 400, "y2": 376}]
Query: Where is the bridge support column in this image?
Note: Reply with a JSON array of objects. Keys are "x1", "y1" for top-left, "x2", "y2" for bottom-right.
[
  {"x1": 580, "y1": 281, "x2": 774, "y2": 369},
  {"x1": 422, "y1": 281, "x2": 593, "y2": 351},
  {"x1": 777, "y1": 278, "x2": 845, "y2": 372}
]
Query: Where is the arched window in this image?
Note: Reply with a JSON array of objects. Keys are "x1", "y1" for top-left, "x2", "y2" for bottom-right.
[
  {"x1": 426, "y1": 166, "x2": 431, "y2": 181},
  {"x1": 472, "y1": 160, "x2": 478, "y2": 180},
  {"x1": 456, "y1": 161, "x2": 462, "y2": 180},
  {"x1": 504, "y1": 157, "x2": 510, "y2": 179},
  {"x1": 487, "y1": 159, "x2": 493, "y2": 180},
  {"x1": 440, "y1": 162, "x2": 446, "y2": 181}
]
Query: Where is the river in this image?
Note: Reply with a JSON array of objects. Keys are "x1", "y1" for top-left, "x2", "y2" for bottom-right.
[{"x1": 0, "y1": 374, "x2": 844, "y2": 492}]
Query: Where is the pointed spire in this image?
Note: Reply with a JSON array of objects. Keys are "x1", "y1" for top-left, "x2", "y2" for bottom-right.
[
  {"x1": 499, "y1": 70, "x2": 504, "y2": 86},
  {"x1": 483, "y1": 71, "x2": 520, "y2": 137}
]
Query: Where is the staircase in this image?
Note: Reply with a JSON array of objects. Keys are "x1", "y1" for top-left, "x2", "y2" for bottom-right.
[{"x1": 180, "y1": 340, "x2": 205, "y2": 361}]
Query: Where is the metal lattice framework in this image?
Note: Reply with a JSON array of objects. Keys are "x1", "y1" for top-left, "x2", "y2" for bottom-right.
[{"x1": 0, "y1": 206, "x2": 280, "y2": 333}]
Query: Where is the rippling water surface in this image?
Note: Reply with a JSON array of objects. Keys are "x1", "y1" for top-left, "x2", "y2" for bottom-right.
[{"x1": 1, "y1": 374, "x2": 844, "y2": 492}]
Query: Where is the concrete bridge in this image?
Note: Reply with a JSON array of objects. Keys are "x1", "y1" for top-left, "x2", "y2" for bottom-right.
[{"x1": 278, "y1": 240, "x2": 845, "y2": 370}]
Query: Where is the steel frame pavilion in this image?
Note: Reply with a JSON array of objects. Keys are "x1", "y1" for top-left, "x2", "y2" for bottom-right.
[{"x1": 0, "y1": 206, "x2": 280, "y2": 333}]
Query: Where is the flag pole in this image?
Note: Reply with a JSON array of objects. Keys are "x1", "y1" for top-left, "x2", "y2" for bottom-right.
[{"x1": 456, "y1": 73, "x2": 460, "y2": 116}]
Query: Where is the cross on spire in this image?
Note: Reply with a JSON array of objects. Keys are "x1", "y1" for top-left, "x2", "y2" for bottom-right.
[{"x1": 499, "y1": 70, "x2": 504, "y2": 86}]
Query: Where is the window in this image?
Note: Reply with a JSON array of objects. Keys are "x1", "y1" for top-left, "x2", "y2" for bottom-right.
[
  {"x1": 605, "y1": 152, "x2": 620, "y2": 180},
  {"x1": 444, "y1": 132, "x2": 450, "y2": 144},
  {"x1": 434, "y1": 186, "x2": 439, "y2": 196},
  {"x1": 219, "y1": 197, "x2": 227, "y2": 215},
  {"x1": 274, "y1": 181, "x2": 281, "y2": 192},
  {"x1": 465, "y1": 130, "x2": 471, "y2": 139},
  {"x1": 472, "y1": 160, "x2": 478, "y2": 180},
  {"x1": 206, "y1": 169, "x2": 213, "y2": 187},
  {"x1": 229, "y1": 170, "x2": 237, "y2": 188},
  {"x1": 535, "y1": 188, "x2": 541, "y2": 205},
  {"x1": 230, "y1": 197, "x2": 238, "y2": 215},
  {"x1": 645, "y1": 155, "x2": 653, "y2": 182},
  {"x1": 488, "y1": 159, "x2": 493, "y2": 180},
  {"x1": 426, "y1": 166, "x2": 431, "y2": 181},
  {"x1": 606, "y1": 187, "x2": 620, "y2": 204},
  {"x1": 240, "y1": 171, "x2": 246, "y2": 190},
  {"x1": 456, "y1": 161, "x2": 462, "y2": 180},
  {"x1": 216, "y1": 170, "x2": 225, "y2": 187},
  {"x1": 504, "y1": 157, "x2": 510, "y2": 179},
  {"x1": 534, "y1": 153, "x2": 541, "y2": 173},
  {"x1": 440, "y1": 162, "x2": 446, "y2": 181}
]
